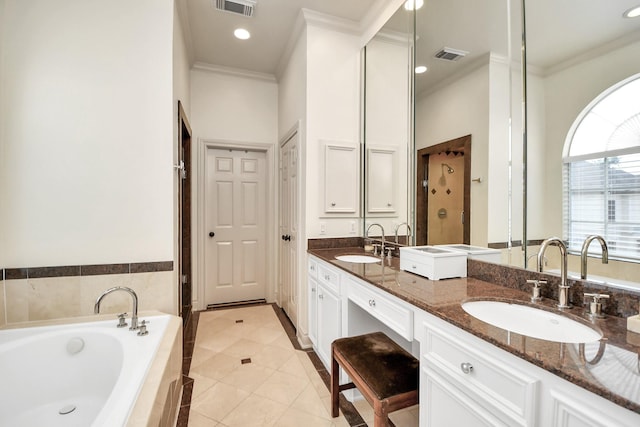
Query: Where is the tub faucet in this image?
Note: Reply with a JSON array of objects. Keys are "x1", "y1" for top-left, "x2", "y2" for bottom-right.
[
  {"x1": 94, "y1": 286, "x2": 139, "y2": 330},
  {"x1": 394, "y1": 222, "x2": 411, "y2": 244},
  {"x1": 580, "y1": 235, "x2": 609, "y2": 280},
  {"x1": 537, "y1": 237, "x2": 570, "y2": 309},
  {"x1": 366, "y1": 223, "x2": 385, "y2": 256}
]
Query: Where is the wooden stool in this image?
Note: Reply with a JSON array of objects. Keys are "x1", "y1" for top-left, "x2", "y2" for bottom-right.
[{"x1": 331, "y1": 332, "x2": 419, "y2": 427}]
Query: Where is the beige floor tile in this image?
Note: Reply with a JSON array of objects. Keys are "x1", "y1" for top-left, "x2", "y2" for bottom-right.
[
  {"x1": 254, "y1": 370, "x2": 310, "y2": 405},
  {"x1": 252, "y1": 343, "x2": 296, "y2": 370},
  {"x1": 218, "y1": 361, "x2": 274, "y2": 393},
  {"x1": 331, "y1": 415, "x2": 351, "y2": 427},
  {"x1": 189, "y1": 372, "x2": 217, "y2": 400},
  {"x1": 290, "y1": 383, "x2": 333, "y2": 420},
  {"x1": 243, "y1": 325, "x2": 287, "y2": 345},
  {"x1": 190, "y1": 382, "x2": 249, "y2": 422},
  {"x1": 275, "y1": 407, "x2": 334, "y2": 427},
  {"x1": 278, "y1": 352, "x2": 310, "y2": 379},
  {"x1": 271, "y1": 333, "x2": 295, "y2": 350},
  {"x1": 220, "y1": 394, "x2": 288, "y2": 427},
  {"x1": 190, "y1": 352, "x2": 240, "y2": 381},
  {"x1": 220, "y1": 338, "x2": 264, "y2": 358},
  {"x1": 191, "y1": 345, "x2": 218, "y2": 368},
  {"x1": 188, "y1": 409, "x2": 219, "y2": 426},
  {"x1": 195, "y1": 330, "x2": 241, "y2": 353},
  {"x1": 389, "y1": 405, "x2": 420, "y2": 427},
  {"x1": 309, "y1": 369, "x2": 330, "y2": 398}
]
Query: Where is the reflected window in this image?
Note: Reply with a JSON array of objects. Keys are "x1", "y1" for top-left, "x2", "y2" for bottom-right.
[{"x1": 563, "y1": 74, "x2": 640, "y2": 261}]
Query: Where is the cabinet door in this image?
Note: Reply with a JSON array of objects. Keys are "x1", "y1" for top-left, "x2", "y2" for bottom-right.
[
  {"x1": 308, "y1": 275, "x2": 318, "y2": 346},
  {"x1": 367, "y1": 147, "x2": 397, "y2": 213},
  {"x1": 316, "y1": 283, "x2": 341, "y2": 369},
  {"x1": 422, "y1": 364, "x2": 507, "y2": 427},
  {"x1": 323, "y1": 143, "x2": 359, "y2": 213}
]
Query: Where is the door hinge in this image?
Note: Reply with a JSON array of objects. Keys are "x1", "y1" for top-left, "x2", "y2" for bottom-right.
[
  {"x1": 422, "y1": 179, "x2": 428, "y2": 188},
  {"x1": 181, "y1": 274, "x2": 188, "y2": 284},
  {"x1": 174, "y1": 160, "x2": 186, "y2": 180}
]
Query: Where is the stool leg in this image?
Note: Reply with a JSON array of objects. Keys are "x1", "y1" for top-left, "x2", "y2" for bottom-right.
[
  {"x1": 373, "y1": 400, "x2": 389, "y2": 427},
  {"x1": 331, "y1": 350, "x2": 340, "y2": 418}
]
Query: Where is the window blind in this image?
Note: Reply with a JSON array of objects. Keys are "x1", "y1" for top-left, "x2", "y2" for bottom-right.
[{"x1": 564, "y1": 153, "x2": 640, "y2": 261}]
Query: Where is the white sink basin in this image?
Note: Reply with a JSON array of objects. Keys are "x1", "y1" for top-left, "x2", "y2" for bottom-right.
[
  {"x1": 461, "y1": 300, "x2": 602, "y2": 343},
  {"x1": 335, "y1": 254, "x2": 381, "y2": 264}
]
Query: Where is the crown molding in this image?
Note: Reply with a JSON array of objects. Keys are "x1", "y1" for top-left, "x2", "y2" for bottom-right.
[
  {"x1": 542, "y1": 30, "x2": 640, "y2": 78},
  {"x1": 192, "y1": 62, "x2": 276, "y2": 83},
  {"x1": 301, "y1": 8, "x2": 360, "y2": 35}
]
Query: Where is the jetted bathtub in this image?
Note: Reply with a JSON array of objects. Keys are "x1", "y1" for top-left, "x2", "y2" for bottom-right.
[{"x1": 0, "y1": 312, "x2": 181, "y2": 426}]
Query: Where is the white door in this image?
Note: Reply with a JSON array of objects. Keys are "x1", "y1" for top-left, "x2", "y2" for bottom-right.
[
  {"x1": 279, "y1": 132, "x2": 299, "y2": 325},
  {"x1": 205, "y1": 148, "x2": 267, "y2": 306}
]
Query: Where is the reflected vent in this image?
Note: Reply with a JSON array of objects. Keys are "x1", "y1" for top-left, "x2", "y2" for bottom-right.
[
  {"x1": 215, "y1": 0, "x2": 256, "y2": 17},
  {"x1": 434, "y1": 47, "x2": 469, "y2": 61}
]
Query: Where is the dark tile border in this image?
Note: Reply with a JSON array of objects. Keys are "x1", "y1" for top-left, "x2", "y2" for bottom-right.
[
  {"x1": 2, "y1": 261, "x2": 173, "y2": 279},
  {"x1": 176, "y1": 303, "x2": 368, "y2": 427}
]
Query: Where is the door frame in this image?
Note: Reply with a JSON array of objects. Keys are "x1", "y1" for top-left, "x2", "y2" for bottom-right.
[
  {"x1": 194, "y1": 138, "x2": 276, "y2": 311},
  {"x1": 176, "y1": 101, "x2": 192, "y2": 322},
  {"x1": 416, "y1": 135, "x2": 471, "y2": 245}
]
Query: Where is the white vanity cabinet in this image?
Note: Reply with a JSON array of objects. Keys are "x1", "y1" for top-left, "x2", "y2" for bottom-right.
[
  {"x1": 415, "y1": 309, "x2": 640, "y2": 427},
  {"x1": 308, "y1": 256, "x2": 342, "y2": 368},
  {"x1": 416, "y1": 311, "x2": 539, "y2": 426},
  {"x1": 308, "y1": 258, "x2": 318, "y2": 346},
  {"x1": 308, "y1": 254, "x2": 640, "y2": 426}
]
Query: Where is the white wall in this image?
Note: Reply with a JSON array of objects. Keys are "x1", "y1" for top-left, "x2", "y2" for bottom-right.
[
  {"x1": 190, "y1": 68, "x2": 278, "y2": 144},
  {"x1": 415, "y1": 62, "x2": 491, "y2": 246},
  {"x1": 305, "y1": 24, "x2": 362, "y2": 238},
  {"x1": 1, "y1": 0, "x2": 175, "y2": 267},
  {"x1": 278, "y1": 29, "x2": 307, "y2": 141}
]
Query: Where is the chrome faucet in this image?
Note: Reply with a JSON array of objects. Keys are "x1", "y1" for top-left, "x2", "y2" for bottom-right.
[
  {"x1": 94, "y1": 286, "x2": 139, "y2": 330},
  {"x1": 394, "y1": 222, "x2": 412, "y2": 244},
  {"x1": 580, "y1": 235, "x2": 609, "y2": 280},
  {"x1": 366, "y1": 223, "x2": 385, "y2": 256},
  {"x1": 537, "y1": 237, "x2": 570, "y2": 309}
]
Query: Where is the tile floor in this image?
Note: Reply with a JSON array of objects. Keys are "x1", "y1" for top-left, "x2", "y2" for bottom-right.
[{"x1": 182, "y1": 304, "x2": 419, "y2": 426}]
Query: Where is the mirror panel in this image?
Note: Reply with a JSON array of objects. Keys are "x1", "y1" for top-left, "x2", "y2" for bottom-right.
[
  {"x1": 363, "y1": 4, "x2": 413, "y2": 242},
  {"x1": 523, "y1": 0, "x2": 640, "y2": 286}
]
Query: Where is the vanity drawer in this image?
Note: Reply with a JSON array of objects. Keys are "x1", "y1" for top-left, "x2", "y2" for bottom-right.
[
  {"x1": 317, "y1": 263, "x2": 340, "y2": 294},
  {"x1": 422, "y1": 321, "x2": 538, "y2": 424},
  {"x1": 347, "y1": 277, "x2": 413, "y2": 340},
  {"x1": 308, "y1": 257, "x2": 318, "y2": 279}
]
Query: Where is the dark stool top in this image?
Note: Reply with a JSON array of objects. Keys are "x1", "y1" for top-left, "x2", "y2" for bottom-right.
[{"x1": 333, "y1": 332, "x2": 419, "y2": 401}]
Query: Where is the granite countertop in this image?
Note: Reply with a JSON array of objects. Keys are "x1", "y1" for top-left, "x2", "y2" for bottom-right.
[{"x1": 309, "y1": 247, "x2": 640, "y2": 415}]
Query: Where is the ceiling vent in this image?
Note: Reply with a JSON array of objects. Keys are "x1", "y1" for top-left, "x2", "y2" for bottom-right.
[
  {"x1": 434, "y1": 47, "x2": 469, "y2": 61},
  {"x1": 215, "y1": 0, "x2": 256, "y2": 17}
]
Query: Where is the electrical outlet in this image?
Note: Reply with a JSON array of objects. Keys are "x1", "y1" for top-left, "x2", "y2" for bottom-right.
[
  {"x1": 320, "y1": 222, "x2": 326, "y2": 235},
  {"x1": 350, "y1": 221, "x2": 356, "y2": 234}
]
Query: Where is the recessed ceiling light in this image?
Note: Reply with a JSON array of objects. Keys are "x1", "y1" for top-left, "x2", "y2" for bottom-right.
[
  {"x1": 415, "y1": 65, "x2": 427, "y2": 74},
  {"x1": 404, "y1": 0, "x2": 424, "y2": 11},
  {"x1": 623, "y1": 5, "x2": 640, "y2": 18},
  {"x1": 234, "y1": 28, "x2": 251, "y2": 40}
]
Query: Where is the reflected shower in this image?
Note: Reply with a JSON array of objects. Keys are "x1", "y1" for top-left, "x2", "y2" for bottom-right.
[{"x1": 442, "y1": 163, "x2": 454, "y2": 174}]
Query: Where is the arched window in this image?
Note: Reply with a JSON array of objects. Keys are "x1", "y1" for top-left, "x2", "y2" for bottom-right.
[{"x1": 563, "y1": 73, "x2": 640, "y2": 262}]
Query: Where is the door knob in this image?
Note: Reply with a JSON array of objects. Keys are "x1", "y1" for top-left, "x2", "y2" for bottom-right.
[{"x1": 209, "y1": 232, "x2": 215, "y2": 237}]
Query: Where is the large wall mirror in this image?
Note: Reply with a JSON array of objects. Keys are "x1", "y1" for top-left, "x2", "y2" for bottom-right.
[
  {"x1": 363, "y1": 0, "x2": 523, "y2": 254},
  {"x1": 363, "y1": 0, "x2": 640, "y2": 290},
  {"x1": 523, "y1": 0, "x2": 640, "y2": 287}
]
